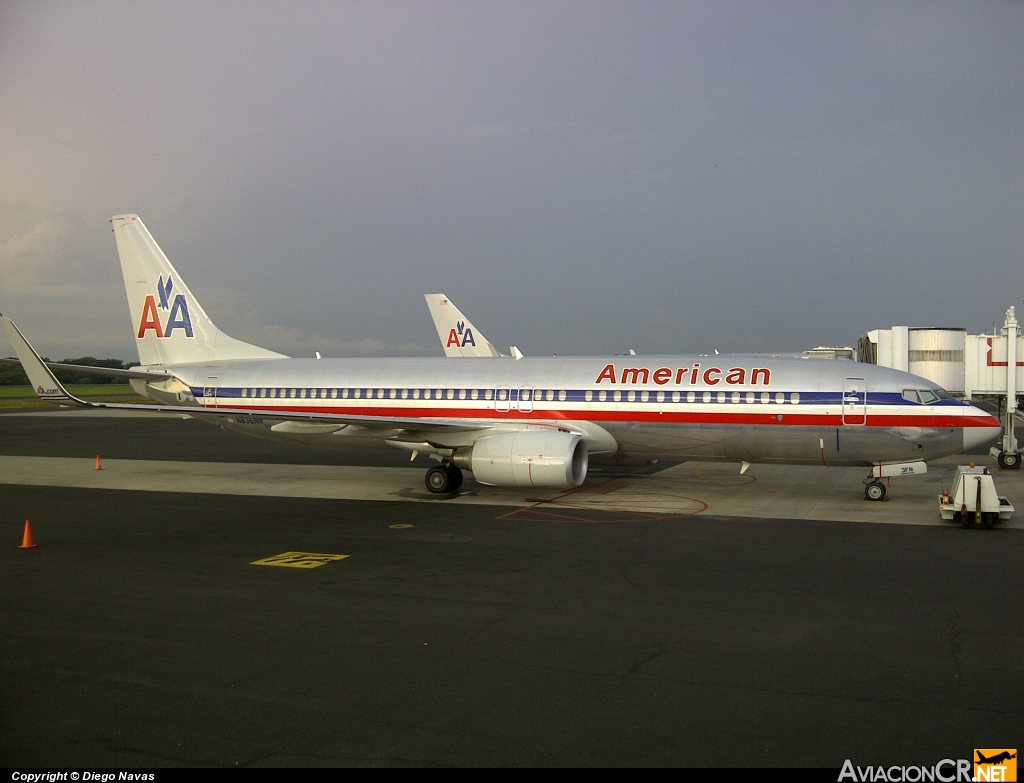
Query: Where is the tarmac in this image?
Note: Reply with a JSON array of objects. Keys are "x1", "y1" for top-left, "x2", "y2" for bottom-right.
[{"x1": 1, "y1": 409, "x2": 1021, "y2": 766}]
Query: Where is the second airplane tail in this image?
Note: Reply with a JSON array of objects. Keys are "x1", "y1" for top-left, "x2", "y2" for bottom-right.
[
  {"x1": 112, "y1": 215, "x2": 287, "y2": 366},
  {"x1": 424, "y1": 294, "x2": 501, "y2": 357}
]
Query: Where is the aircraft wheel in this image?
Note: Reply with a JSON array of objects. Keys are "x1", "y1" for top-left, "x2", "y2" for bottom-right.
[
  {"x1": 425, "y1": 465, "x2": 453, "y2": 494},
  {"x1": 446, "y1": 465, "x2": 464, "y2": 492},
  {"x1": 983, "y1": 512, "x2": 996, "y2": 530},
  {"x1": 961, "y1": 511, "x2": 973, "y2": 529},
  {"x1": 997, "y1": 451, "x2": 1021, "y2": 469},
  {"x1": 864, "y1": 481, "x2": 886, "y2": 501}
]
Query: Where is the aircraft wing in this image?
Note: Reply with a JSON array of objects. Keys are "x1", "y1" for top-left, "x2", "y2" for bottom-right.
[
  {"x1": 424, "y1": 294, "x2": 502, "y2": 357},
  {"x1": 0, "y1": 315, "x2": 489, "y2": 434},
  {"x1": 0, "y1": 356, "x2": 173, "y2": 382}
]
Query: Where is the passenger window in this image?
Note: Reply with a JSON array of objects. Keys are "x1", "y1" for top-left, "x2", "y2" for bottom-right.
[
  {"x1": 902, "y1": 389, "x2": 921, "y2": 404},
  {"x1": 259, "y1": 389, "x2": 267, "y2": 398},
  {"x1": 300, "y1": 389, "x2": 307, "y2": 398}
]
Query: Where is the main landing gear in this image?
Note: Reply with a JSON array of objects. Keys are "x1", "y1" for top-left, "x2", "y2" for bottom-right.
[{"x1": 425, "y1": 463, "x2": 463, "y2": 494}]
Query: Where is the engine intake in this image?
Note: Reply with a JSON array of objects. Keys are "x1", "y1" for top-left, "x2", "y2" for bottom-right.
[{"x1": 456, "y1": 431, "x2": 588, "y2": 488}]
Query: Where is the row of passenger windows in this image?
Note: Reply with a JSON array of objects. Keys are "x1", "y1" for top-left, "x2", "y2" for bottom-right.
[
  {"x1": 239, "y1": 387, "x2": 499, "y2": 400},
  {"x1": 233, "y1": 387, "x2": 803, "y2": 404}
]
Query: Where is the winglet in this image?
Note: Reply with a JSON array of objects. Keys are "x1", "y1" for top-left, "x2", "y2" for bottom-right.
[{"x1": 0, "y1": 316, "x2": 86, "y2": 405}]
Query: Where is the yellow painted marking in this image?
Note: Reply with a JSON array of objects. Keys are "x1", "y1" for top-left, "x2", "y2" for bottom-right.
[
  {"x1": 389, "y1": 524, "x2": 414, "y2": 529},
  {"x1": 251, "y1": 551, "x2": 349, "y2": 569}
]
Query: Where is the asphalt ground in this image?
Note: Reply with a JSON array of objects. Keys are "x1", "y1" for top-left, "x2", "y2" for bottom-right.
[{"x1": 1, "y1": 414, "x2": 1022, "y2": 767}]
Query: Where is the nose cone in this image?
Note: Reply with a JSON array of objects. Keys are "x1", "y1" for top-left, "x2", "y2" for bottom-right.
[{"x1": 962, "y1": 406, "x2": 1002, "y2": 452}]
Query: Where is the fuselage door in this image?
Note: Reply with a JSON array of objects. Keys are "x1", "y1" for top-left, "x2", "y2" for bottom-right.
[
  {"x1": 518, "y1": 386, "x2": 534, "y2": 413},
  {"x1": 843, "y1": 377, "x2": 866, "y2": 425},
  {"x1": 204, "y1": 376, "x2": 219, "y2": 409}
]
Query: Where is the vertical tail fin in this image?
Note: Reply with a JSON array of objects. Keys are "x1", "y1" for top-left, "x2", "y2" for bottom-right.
[
  {"x1": 112, "y1": 215, "x2": 286, "y2": 365},
  {"x1": 424, "y1": 294, "x2": 501, "y2": 357}
]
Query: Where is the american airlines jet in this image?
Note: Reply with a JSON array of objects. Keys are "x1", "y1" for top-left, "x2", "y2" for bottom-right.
[{"x1": 1, "y1": 215, "x2": 1001, "y2": 499}]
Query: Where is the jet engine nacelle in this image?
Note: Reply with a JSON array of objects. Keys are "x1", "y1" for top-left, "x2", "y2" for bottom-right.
[{"x1": 457, "y1": 431, "x2": 588, "y2": 488}]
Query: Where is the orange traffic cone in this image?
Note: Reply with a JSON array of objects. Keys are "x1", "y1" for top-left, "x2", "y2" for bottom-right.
[
  {"x1": 94, "y1": 455, "x2": 103, "y2": 471},
  {"x1": 19, "y1": 520, "x2": 37, "y2": 549}
]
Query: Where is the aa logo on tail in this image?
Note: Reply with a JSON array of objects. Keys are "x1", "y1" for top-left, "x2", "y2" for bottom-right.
[
  {"x1": 447, "y1": 320, "x2": 476, "y2": 349},
  {"x1": 138, "y1": 276, "x2": 194, "y2": 338}
]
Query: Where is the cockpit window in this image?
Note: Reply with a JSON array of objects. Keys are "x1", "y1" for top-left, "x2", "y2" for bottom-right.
[{"x1": 903, "y1": 388, "x2": 948, "y2": 404}]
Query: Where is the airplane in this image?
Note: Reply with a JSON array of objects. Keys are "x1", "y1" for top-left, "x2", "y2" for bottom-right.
[
  {"x1": 976, "y1": 752, "x2": 1016, "y2": 765},
  {"x1": 0, "y1": 214, "x2": 1002, "y2": 499}
]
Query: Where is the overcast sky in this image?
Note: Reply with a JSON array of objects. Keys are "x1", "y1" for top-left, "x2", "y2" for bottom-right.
[{"x1": 1, "y1": 1, "x2": 1021, "y2": 361}]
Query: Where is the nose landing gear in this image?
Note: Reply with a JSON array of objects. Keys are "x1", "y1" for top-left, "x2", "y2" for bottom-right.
[
  {"x1": 864, "y1": 480, "x2": 887, "y2": 501},
  {"x1": 424, "y1": 463, "x2": 464, "y2": 494}
]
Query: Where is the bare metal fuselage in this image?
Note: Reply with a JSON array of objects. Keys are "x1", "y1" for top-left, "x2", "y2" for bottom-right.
[{"x1": 135, "y1": 354, "x2": 1000, "y2": 468}]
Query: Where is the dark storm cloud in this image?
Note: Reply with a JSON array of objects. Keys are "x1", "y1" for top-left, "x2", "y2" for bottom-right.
[{"x1": 1, "y1": 1, "x2": 1021, "y2": 359}]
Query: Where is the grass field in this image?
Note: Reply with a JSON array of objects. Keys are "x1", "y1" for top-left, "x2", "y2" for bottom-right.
[{"x1": 0, "y1": 385, "x2": 150, "y2": 410}]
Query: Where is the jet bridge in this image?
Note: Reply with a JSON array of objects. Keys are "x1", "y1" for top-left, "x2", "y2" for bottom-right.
[{"x1": 858, "y1": 306, "x2": 1023, "y2": 469}]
